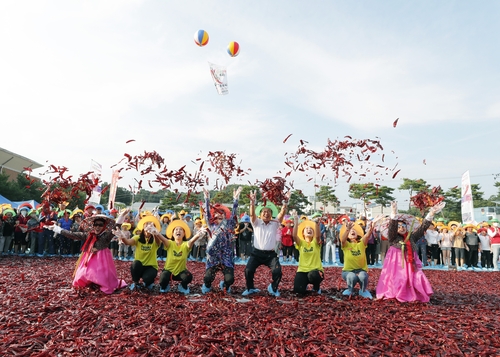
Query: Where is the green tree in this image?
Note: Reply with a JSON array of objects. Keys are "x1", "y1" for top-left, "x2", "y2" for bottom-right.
[
  {"x1": 288, "y1": 190, "x2": 310, "y2": 215},
  {"x1": 443, "y1": 184, "x2": 492, "y2": 222},
  {"x1": 373, "y1": 185, "x2": 396, "y2": 213},
  {"x1": 0, "y1": 173, "x2": 24, "y2": 201},
  {"x1": 398, "y1": 178, "x2": 429, "y2": 210},
  {"x1": 315, "y1": 185, "x2": 339, "y2": 212},
  {"x1": 349, "y1": 183, "x2": 390, "y2": 217}
]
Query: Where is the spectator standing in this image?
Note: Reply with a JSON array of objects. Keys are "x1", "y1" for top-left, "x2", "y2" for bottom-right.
[{"x1": 236, "y1": 215, "x2": 253, "y2": 262}]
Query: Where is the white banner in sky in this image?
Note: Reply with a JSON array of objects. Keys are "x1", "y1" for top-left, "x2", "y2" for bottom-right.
[
  {"x1": 88, "y1": 160, "x2": 102, "y2": 205},
  {"x1": 107, "y1": 169, "x2": 120, "y2": 209},
  {"x1": 461, "y1": 170, "x2": 474, "y2": 224},
  {"x1": 208, "y1": 62, "x2": 228, "y2": 95}
]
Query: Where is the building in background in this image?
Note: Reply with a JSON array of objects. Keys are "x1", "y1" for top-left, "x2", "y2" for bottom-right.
[{"x1": 0, "y1": 147, "x2": 43, "y2": 181}]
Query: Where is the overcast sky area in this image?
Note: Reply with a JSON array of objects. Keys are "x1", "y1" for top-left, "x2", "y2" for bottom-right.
[{"x1": 1, "y1": 1, "x2": 499, "y2": 207}]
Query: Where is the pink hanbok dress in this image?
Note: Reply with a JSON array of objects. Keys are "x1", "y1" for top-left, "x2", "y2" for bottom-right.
[
  {"x1": 376, "y1": 219, "x2": 433, "y2": 302},
  {"x1": 62, "y1": 228, "x2": 127, "y2": 294}
]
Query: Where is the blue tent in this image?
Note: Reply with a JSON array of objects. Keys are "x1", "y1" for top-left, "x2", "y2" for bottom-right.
[
  {"x1": 0, "y1": 194, "x2": 13, "y2": 205},
  {"x1": 12, "y1": 199, "x2": 40, "y2": 209}
]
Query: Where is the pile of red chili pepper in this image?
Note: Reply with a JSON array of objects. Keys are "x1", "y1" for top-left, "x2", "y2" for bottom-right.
[
  {"x1": 411, "y1": 186, "x2": 444, "y2": 214},
  {"x1": 206, "y1": 151, "x2": 248, "y2": 185},
  {"x1": 256, "y1": 177, "x2": 289, "y2": 206},
  {"x1": 284, "y1": 137, "x2": 397, "y2": 183},
  {"x1": 1, "y1": 257, "x2": 499, "y2": 355},
  {"x1": 36, "y1": 165, "x2": 103, "y2": 206},
  {"x1": 113, "y1": 149, "x2": 248, "y2": 195}
]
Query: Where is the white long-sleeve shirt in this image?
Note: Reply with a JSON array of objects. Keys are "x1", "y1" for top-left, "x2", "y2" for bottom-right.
[{"x1": 425, "y1": 230, "x2": 440, "y2": 245}]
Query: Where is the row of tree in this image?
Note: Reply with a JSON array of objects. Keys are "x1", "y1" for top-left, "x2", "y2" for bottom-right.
[{"x1": 2, "y1": 173, "x2": 499, "y2": 221}]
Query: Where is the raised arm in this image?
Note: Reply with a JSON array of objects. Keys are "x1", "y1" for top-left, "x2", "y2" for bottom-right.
[
  {"x1": 249, "y1": 190, "x2": 257, "y2": 224},
  {"x1": 187, "y1": 226, "x2": 208, "y2": 249},
  {"x1": 276, "y1": 191, "x2": 291, "y2": 224},
  {"x1": 112, "y1": 228, "x2": 137, "y2": 246},
  {"x1": 291, "y1": 209, "x2": 300, "y2": 246},
  {"x1": 361, "y1": 221, "x2": 374, "y2": 246},
  {"x1": 227, "y1": 187, "x2": 242, "y2": 231},
  {"x1": 152, "y1": 231, "x2": 170, "y2": 248},
  {"x1": 340, "y1": 222, "x2": 353, "y2": 248},
  {"x1": 203, "y1": 188, "x2": 212, "y2": 223},
  {"x1": 45, "y1": 224, "x2": 87, "y2": 241}
]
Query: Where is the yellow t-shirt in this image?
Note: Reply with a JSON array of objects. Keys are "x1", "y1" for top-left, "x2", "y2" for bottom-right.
[
  {"x1": 297, "y1": 239, "x2": 323, "y2": 273},
  {"x1": 342, "y1": 241, "x2": 368, "y2": 272},
  {"x1": 164, "y1": 241, "x2": 191, "y2": 276},
  {"x1": 132, "y1": 235, "x2": 159, "y2": 269}
]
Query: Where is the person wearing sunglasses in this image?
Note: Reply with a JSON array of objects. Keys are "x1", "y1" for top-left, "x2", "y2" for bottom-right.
[
  {"x1": 45, "y1": 211, "x2": 129, "y2": 294},
  {"x1": 200, "y1": 187, "x2": 242, "y2": 294},
  {"x1": 376, "y1": 201, "x2": 445, "y2": 302}
]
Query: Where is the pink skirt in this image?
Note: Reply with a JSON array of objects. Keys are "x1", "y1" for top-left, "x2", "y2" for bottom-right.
[
  {"x1": 73, "y1": 248, "x2": 127, "y2": 294},
  {"x1": 376, "y1": 246, "x2": 433, "y2": 302}
]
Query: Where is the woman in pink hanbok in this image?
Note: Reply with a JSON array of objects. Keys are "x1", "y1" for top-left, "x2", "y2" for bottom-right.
[
  {"x1": 45, "y1": 213, "x2": 127, "y2": 294},
  {"x1": 376, "y1": 201, "x2": 445, "y2": 303}
]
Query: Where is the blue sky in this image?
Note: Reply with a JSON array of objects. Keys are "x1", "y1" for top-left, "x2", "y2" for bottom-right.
[{"x1": 1, "y1": 1, "x2": 499, "y2": 206}]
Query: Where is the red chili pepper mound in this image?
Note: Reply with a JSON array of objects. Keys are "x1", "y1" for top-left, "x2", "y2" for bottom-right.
[{"x1": 1, "y1": 257, "x2": 499, "y2": 356}]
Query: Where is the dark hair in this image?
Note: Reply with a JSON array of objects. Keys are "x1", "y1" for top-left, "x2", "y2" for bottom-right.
[
  {"x1": 94, "y1": 218, "x2": 106, "y2": 225},
  {"x1": 138, "y1": 230, "x2": 149, "y2": 244}
]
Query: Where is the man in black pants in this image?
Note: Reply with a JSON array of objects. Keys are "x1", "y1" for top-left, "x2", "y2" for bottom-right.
[{"x1": 243, "y1": 190, "x2": 290, "y2": 297}]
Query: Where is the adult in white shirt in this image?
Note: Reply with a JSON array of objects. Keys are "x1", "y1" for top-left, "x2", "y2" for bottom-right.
[
  {"x1": 438, "y1": 226, "x2": 453, "y2": 267},
  {"x1": 478, "y1": 228, "x2": 492, "y2": 269},
  {"x1": 424, "y1": 223, "x2": 440, "y2": 267},
  {"x1": 242, "y1": 190, "x2": 291, "y2": 297}
]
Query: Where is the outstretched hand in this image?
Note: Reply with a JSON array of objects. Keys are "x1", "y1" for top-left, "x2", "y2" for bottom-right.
[
  {"x1": 112, "y1": 228, "x2": 125, "y2": 239},
  {"x1": 391, "y1": 201, "x2": 398, "y2": 215},
  {"x1": 202, "y1": 187, "x2": 210, "y2": 199},
  {"x1": 45, "y1": 224, "x2": 62, "y2": 234},
  {"x1": 430, "y1": 201, "x2": 446, "y2": 215},
  {"x1": 233, "y1": 186, "x2": 243, "y2": 200},
  {"x1": 249, "y1": 190, "x2": 257, "y2": 203}
]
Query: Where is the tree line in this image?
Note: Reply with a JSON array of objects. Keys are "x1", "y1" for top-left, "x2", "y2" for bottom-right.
[{"x1": 2, "y1": 173, "x2": 499, "y2": 220}]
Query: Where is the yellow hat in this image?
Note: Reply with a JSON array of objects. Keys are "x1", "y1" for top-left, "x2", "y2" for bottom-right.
[
  {"x1": 297, "y1": 220, "x2": 317, "y2": 240},
  {"x1": 136, "y1": 216, "x2": 161, "y2": 232},
  {"x1": 160, "y1": 213, "x2": 171, "y2": 222},
  {"x1": 448, "y1": 221, "x2": 460, "y2": 228},
  {"x1": 70, "y1": 209, "x2": 84, "y2": 219},
  {"x1": 463, "y1": 223, "x2": 475, "y2": 230},
  {"x1": 340, "y1": 223, "x2": 364, "y2": 239},
  {"x1": 140, "y1": 210, "x2": 153, "y2": 218},
  {"x1": 438, "y1": 225, "x2": 449, "y2": 231},
  {"x1": 166, "y1": 219, "x2": 192, "y2": 239},
  {"x1": 121, "y1": 223, "x2": 132, "y2": 231},
  {"x1": 355, "y1": 219, "x2": 365, "y2": 227}
]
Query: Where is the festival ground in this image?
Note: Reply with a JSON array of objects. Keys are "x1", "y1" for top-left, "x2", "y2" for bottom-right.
[{"x1": 1, "y1": 256, "x2": 499, "y2": 356}]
